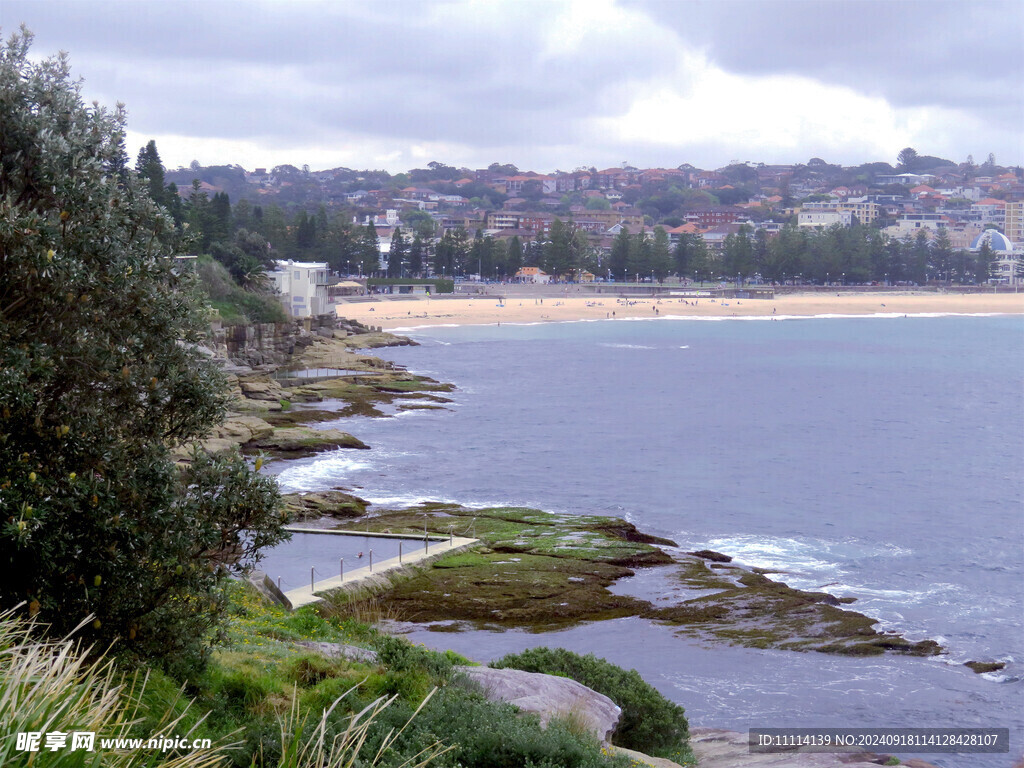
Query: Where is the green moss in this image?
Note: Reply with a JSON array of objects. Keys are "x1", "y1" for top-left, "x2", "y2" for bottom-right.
[
  {"x1": 338, "y1": 504, "x2": 944, "y2": 658},
  {"x1": 353, "y1": 504, "x2": 672, "y2": 567},
  {"x1": 649, "y1": 561, "x2": 942, "y2": 657}
]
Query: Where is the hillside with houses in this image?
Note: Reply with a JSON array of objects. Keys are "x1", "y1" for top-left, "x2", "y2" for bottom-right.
[{"x1": 158, "y1": 151, "x2": 1024, "y2": 320}]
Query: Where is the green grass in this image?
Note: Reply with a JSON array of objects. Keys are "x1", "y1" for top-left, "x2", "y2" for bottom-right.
[{"x1": 130, "y1": 582, "x2": 634, "y2": 768}]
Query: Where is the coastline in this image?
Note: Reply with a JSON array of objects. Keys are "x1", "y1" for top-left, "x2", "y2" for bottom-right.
[
  {"x1": 336, "y1": 290, "x2": 1024, "y2": 330},
  {"x1": 253, "y1": 315, "x2": 1015, "y2": 765}
]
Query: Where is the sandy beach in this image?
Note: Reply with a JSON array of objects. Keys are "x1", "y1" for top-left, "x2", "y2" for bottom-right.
[{"x1": 336, "y1": 290, "x2": 1024, "y2": 330}]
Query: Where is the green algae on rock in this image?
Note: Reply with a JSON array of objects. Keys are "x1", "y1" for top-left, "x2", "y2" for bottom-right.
[
  {"x1": 649, "y1": 561, "x2": 941, "y2": 657},
  {"x1": 310, "y1": 502, "x2": 944, "y2": 659}
]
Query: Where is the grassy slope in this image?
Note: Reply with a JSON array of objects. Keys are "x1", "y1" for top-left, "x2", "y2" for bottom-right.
[{"x1": 131, "y1": 583, "x2": 654, "y2": 768}]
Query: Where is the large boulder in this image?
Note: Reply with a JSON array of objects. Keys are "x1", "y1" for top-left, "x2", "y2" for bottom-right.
[
  {"x1": 294, "y1": 641, "x2": 378, "y2": 663},
  {"x1": 456, "y1": 666, "x2": 620, "y2": 743},
  {"x1": 238, "y1": 378, "x2": 288, "y2": 401},
  {"x1": 251, "y1": 427, "x2": 369, "y2": 454},
  {"x1": 283, "y1": 490, "x2": 370, "y2": 520},
  {"x1": 215, "y1": 415, "x2": 275, "y2": 444}
]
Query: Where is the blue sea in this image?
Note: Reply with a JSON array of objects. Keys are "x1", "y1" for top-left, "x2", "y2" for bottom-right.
[{"x1": 272, "y1": 314, "x2": 1024, "y2": 767}]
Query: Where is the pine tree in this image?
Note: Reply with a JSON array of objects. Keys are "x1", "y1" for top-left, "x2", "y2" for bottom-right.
[
  {"x1": 388, "y1": 227, "x2": 408, "y2": 278},
  {"x1": 135, "y1": 140, "x2": 167, "y2": 207},
  {"x1": 450, "y1": 226, "x2": 469, "y2": 275},
  {"x1": 506, "y1": 235, "x2": 523, "y2": 277},
  {"x1": 650, "y1": 227, "x2": 673, "y2": 282},
  {"x1": 931, "y1": 228, "x2": 954, "y2": 283},
  {"x1": 974, "y1": 238, "x2": 994, "y2": 283},
  {"x1": 610, "y1": 227, "x2": 631, "y2": 281},
  {"x1": 409, "y1": 233, "x2": 425, "y2": 277},
  {"x1": 359, "y1": 222, "x2": 380, "y2": 276}
]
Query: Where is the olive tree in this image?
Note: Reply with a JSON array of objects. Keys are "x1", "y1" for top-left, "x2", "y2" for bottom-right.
[{"x1": 0, "y1": 29, "x2": 286, "y2": 667}]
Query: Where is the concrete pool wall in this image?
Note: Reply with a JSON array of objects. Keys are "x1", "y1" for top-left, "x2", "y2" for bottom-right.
[{"x1": 252, "y1": 526, "x2": 479, "y2": 609}]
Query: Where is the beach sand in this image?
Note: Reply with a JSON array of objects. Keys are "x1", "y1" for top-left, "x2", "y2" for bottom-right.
[{"x1": 336, "y1": 290, "x2": 1024, "y2": 330}]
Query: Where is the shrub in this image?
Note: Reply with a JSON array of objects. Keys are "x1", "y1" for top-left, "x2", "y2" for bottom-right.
[
  {"x1": 0, "y1": 31, "x2": 286, "y2": 667},
  {"x1": 491, "y1": 647, "x2": 690, "y2": 757},
  {"x1": 198, "y1": 257, "x2": 286, "y2": 325},
  {"x1": 373, "y1": 635, "x2": 454, "y2": 679},
  {"x1": 365, "y1": 687, "x2": 629, "y2": 768}
]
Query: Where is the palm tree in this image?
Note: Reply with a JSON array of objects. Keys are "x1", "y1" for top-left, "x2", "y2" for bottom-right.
[{"x1": 232, "y1": 253, "x2": 272, "y2": 293}]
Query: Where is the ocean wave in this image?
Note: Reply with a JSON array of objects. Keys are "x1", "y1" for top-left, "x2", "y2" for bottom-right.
[
  {"x1": 366, "y1": 492, "x2": 465, "y2": 507},
  {"x1": 399, "y1": 312, "x2": 1018, "y2": 335},
  {"x1": 599, "y1": 342, "x2": 657, "y2": 350},
  {"x1": 275, "y1": 453, "x2": 375, "y2": 493},
  {"x1": 695, "y1": 533, "x2": 844, "y2": 575}
]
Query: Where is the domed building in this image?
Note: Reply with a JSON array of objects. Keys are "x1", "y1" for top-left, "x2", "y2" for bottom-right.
[
  {"x1": 970, "y1": 228, "x2": 1014, "y2": 252},
  {"x1": 971, "y1": 229, "x2": 1021, "y2": 285}
]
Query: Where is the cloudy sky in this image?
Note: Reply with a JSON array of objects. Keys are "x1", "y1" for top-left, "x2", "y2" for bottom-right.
[{"x1": 3, "y1": 0, "x2": 1021, "y2": 173}]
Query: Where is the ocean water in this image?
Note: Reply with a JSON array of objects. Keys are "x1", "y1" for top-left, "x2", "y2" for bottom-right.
[{"x1": 271, "y1": 315, "x2": 1024, "y2": 767}]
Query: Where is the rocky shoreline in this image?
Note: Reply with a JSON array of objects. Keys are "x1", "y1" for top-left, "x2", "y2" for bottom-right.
[{"x1": 177, "y1": 316, "x2": 453, "y2": 460}]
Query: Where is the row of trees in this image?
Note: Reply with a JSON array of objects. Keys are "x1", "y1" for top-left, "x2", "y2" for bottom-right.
[{"x1": 711, "y1": 224, "x2": 995, "y2": 285}]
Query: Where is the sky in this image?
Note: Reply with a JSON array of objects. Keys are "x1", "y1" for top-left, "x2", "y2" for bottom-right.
[{"x1": 2, "y1": 0, "x2": 1021, "y2": 174}]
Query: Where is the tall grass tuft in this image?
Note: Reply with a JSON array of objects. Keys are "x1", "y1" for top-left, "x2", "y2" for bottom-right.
[
  {"x1": 274, "y1": 684, "x2": 450, "y2": 768},
  {"x1": 0, "y1": 608, "x2": 228, "y2": 767}
]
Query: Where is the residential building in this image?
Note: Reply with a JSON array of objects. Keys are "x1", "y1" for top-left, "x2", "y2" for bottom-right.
[
  {"x1": 684, "y1": 207, "x2": 744, "y2": 228},
  {"x1": 665, "y1": 223, "x2": 702, "y2": 243},
  {"x1": 700, "y1": 223, "x2": 742, "y2": 251},
  {"x1": 876, "y1": 173, "x2": 936, "y2": 186},
  {"x1": 888, "y1": 213, "x2": 949, "y2": 236},
  {"x1": 1005, "y1": 201, "x2": 1024, "y2": 246},
  {"x1": 270, "y1": 260, "x2": 332, "y2": 318},
  {"x1": 800, "y1": 198, "x2": 879, "y2": 225},
  {"x1": 798, "y1": 210, "x2": 853, "y2": 228},
  {"x1": 505, "y1": 174, "x2": 556, "y2": 195},
  {"x1": 971, "y1": 198, "x2": 1006, "y2": 228}
]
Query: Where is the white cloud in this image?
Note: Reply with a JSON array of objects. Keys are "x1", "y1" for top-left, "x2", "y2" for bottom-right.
[{"x1": 6, "y1": 0, "x2": 1020, "y2": 173}]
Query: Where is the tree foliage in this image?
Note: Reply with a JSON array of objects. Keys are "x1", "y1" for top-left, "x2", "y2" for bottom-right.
[{"x1": 0, "y1": 30, "x2": 286, "y2": 666}]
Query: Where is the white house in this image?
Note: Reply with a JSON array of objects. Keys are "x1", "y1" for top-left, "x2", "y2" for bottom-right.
[
  {"x1": 797, "y1": 210, "x2": 853, "y2": 228},
  {"x1": 270, "y1": 260, "x2": 332, "y2": 318},
  {"x1": 890, "y1": 213, "x2": 948, "y2": 235},
  {"x1": 514, "y1": 266, "x2": 551, "y2": 283}
]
